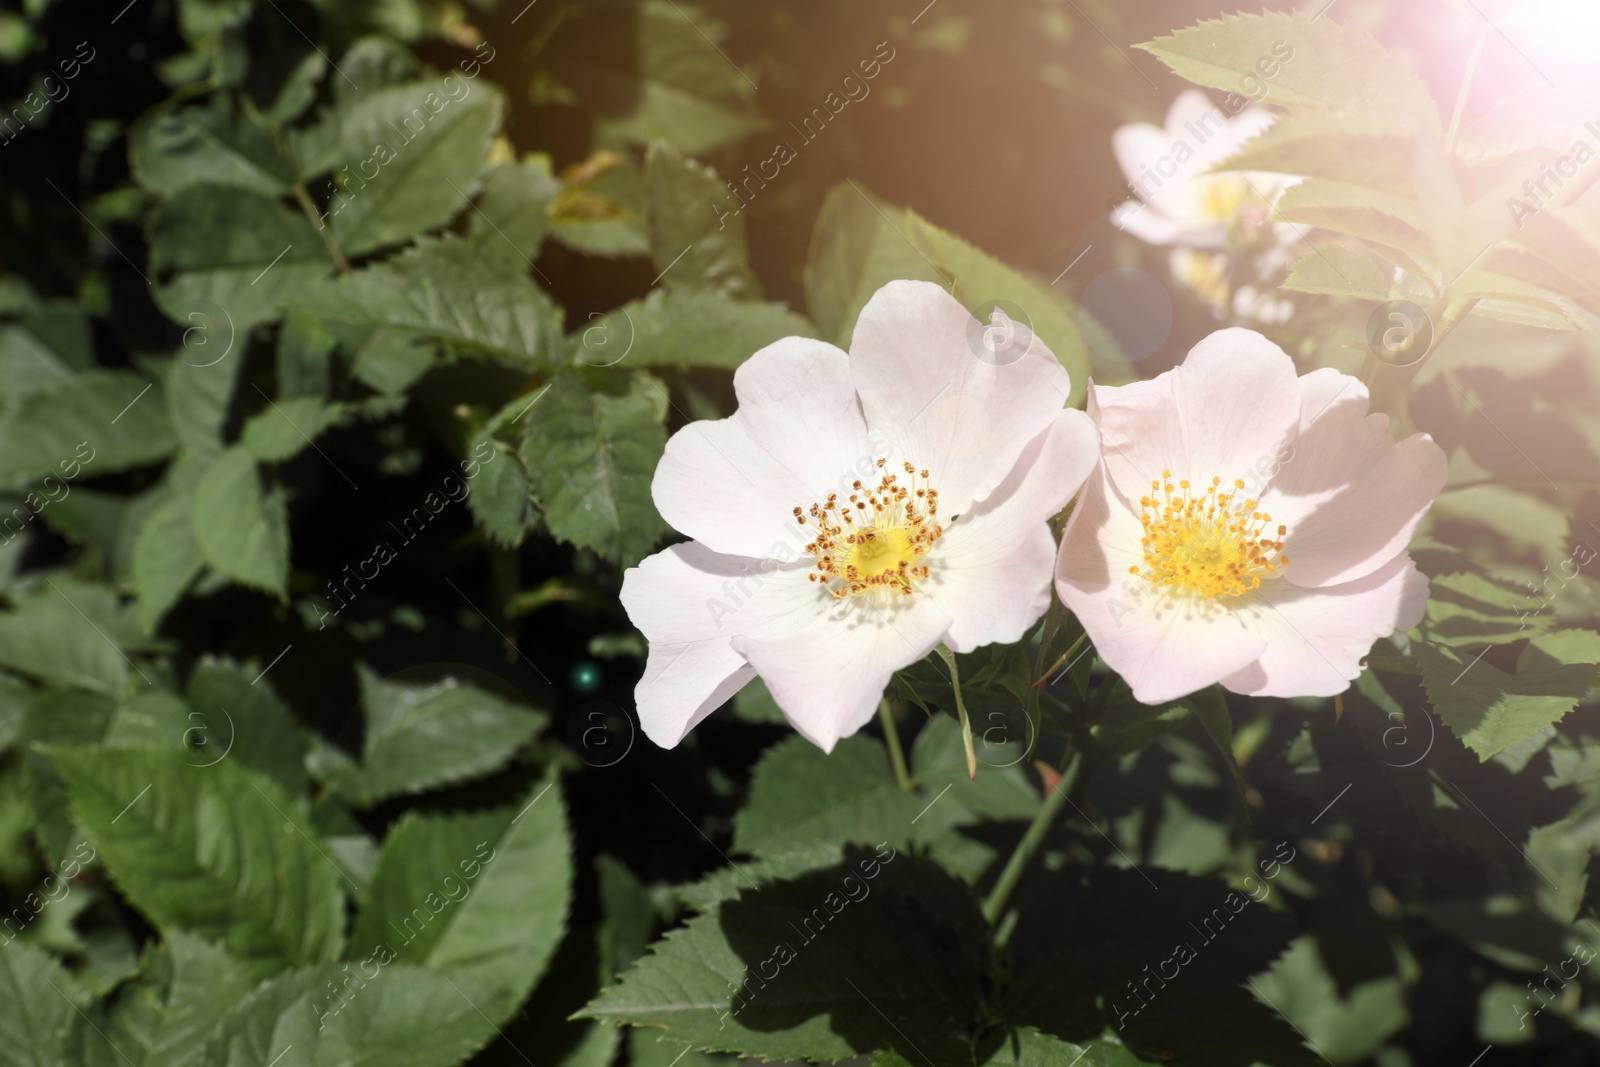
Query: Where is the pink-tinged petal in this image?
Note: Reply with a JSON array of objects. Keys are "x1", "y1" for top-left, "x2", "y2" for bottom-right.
[
  {"x1": 732, "y1": 598, "x2": 952, "y2": 752},
  {"x1": 652, "y1": 337, "x2": 874, "y2": 559},
  {"x1": 849, "y1": 280, "x2": 1071, "y2": 516},
  {"x1": 1221, "y1": 554, "x2": 1428, "y2": 698},
  {"x1": 620, "y1": 541, "x2": 824, "y2": 748},
  {"x1": 1056, "y1": 467, "x2": 1265, "y2": 704},
  {"x1": 1261, "y1": 368, "x2": 1448, "y2": 587},
  {"x1": 1112, "y1": 121, "x2": 1170, "y2": 194},
  {"x1": 930, "y1": 410, "x2": 1100, "y2": 652},
  {"x1": 1092, "y1": 328, "x2": 1301, "y2": 507}
]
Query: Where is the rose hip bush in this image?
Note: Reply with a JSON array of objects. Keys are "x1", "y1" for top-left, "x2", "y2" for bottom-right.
[{"x1": 2, "y1": 1, "x2": 1600, "y2": 1065}]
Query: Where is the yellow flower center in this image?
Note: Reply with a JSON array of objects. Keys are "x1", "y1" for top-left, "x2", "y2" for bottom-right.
[
  {"x1": 795, "y1": 460, "x2": 943, "y2": 598},
  {"x1": 1171, "y1": 249, "x2": 1231, "y2": 310},
  {"x1": 1129, "y1": 472, "x2": 1287, "y2": 599},
  {"x1": 1197, "y1": 175, "x2": 1250, "y2": 222}
]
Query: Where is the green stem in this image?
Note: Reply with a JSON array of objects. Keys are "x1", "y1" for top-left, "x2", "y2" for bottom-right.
[
  {"x1": 1034, "y1": 632, "x2": 1088, "y2": 689},
  {"x1": 878, "y1": 698, "x2": 914, "y2": 791},
  {"x1": 981, "y1": 750, "x2": 1085, "y2": 927},
  {"x1": 934, "y1": 644, "x2": 976, "y2": 780}
]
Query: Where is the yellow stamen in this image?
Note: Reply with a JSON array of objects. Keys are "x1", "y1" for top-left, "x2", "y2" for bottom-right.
[
  {"x1": 1128, "y1": 474, "x2": 1287, "y2": 599},
  {"x1": 796, "y1": 461, "x2": 942, "y2": 598}
]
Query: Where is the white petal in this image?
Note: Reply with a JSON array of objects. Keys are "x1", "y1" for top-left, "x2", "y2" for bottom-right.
[
  {"x1": 1113, "y1": 202, "x2": 1226, "y2": 248},
  {"x1": 732, "y1": 597, "x2": 952, "y2": 752},
  {"x1": 930, "y1": 410, "x2": 1100, "y2": 652},
  {"x1": 620, "y1": 541, "x2": 825, "y2": 748},
  {"x1": 1092, "y1": 328, "x2": 1302, "y2": 507},
  {"x1": 1261, "y1": 368, "x2": 1448, "y2": 587},
  {"x1": 652, "y1": 337, "x2": 874, "y2": 559},
  {"x1": 1221, "y1": 555, "x2": 1429, "y2": 698},
  {"x1": 1056, "y1": 467, "x2": 1266, "y2": 704},
  {"x1": 849, "y1": 280, "x2": 1071, "y2": 516}
]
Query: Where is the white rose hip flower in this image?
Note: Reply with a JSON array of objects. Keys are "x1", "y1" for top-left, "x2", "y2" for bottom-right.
[
  {"x1": 1056, "y1": 328, "x2": 1447, "y2": 704},
  {"x1": 1110, "y1": 90, "x2": 1292, "y2": 249},
  {"x1": 622, "y1": 280, "x2": 1099, "y2": 751}
]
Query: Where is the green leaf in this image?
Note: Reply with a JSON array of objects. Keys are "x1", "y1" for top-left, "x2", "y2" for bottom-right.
[
  {"x1": 643, "y1": 141, "x2": 760, "y2": 298},
  {"x1": 166, "y1": 348, "x2": 242, "y2": 460},
  {"x1": 577, "y1": 287, "x2": 816, "y2": 371},
  {"x1": 1137, "y1": 11, "x2": 1438, "y2": 134},
  {"x1": 350, "y1": 776, "x2": 571, "y2": 1018},
  {"x1": 0, "y1": 371, "x2": 173, "y2": 482},
  {"x1": 518, "y1": 372, "x2": 669, "y2": 566},
  {"x1": 1215, "y1": 111, "x2": 1417, "y2": 195},
  {"x1": 873, "y1": 1030, "x2": 1144, "y2": 1067},
  {"x1": 727, "y1": 716, "x2": 1039, "y2": 889},
  {"x1": 150, "y1": 185, "x2": 336, "y2": 333},
  {"x1": 548, "y1": 154, "x2": 652, "y2": 259},
  {"x1": 580, "y1": 857, "x2": 990, "y2": 1063},
  {"x1": 1420, "y1": 631, "x2": 1600, "y2": 760},
  {"x1": 0, "y1": 580, "x2": 140, "y2": 695},
  {"x1": 1457, "y1": 75, "x2": 1600, "y2": 166},
  {"x1": 804, "y1": 183, "x2": 1091, "y2": 405},
  {"x1": 467, "y1": 158, "x2": 562, "y2": 261},
  {"x1": 200, "y1": 963, "x2": 498, "y2": 1067},
  {"x1": 192, "y1": 447, "x2": 289, "y2": 597},
  {"x1": 185, "y1": 657, "x2": 308, "y2": 794},
  {"x1": 131, "y1": 486, "x2": 204, "y2": 634},
  {"x1": 339, "y1": 672, "x2": 547, "y2": 807},
  {"x1": 296, "y1": 236, "x2": 562, "y2": 368},
  {"x1": 1005, "y1": 865, "x2": 1314, "y2": 1066},
  {"x1": 465, "y1": 405, "x2": 537, "y2": 549},
  {"x1": 51, "y1": 746, "x2": 346, "y2": 976},
  {"x1": 241, "y1": 395, "x2": 345, "y2": 462},
  {"x1": 544, "y1": 0, "x2": 764, "y2": 156},
  {"x1": 1280, "y1": 244, "x2": 1392, "y2": 301},
  {"x1": 130, "y1": 93, "x2": 290, "y2": 199},
  {"x1": 1190, "y1": 687, "x2": 1250, "y2": 820},
  {"x1": 91, "y1": 932, "x2": 256, "y2": 1067},
  {"x1": 306, "y1": 83, "x2": 504, "y2": 257},
  {"x1": 1273, "y1": 179, "x2": 1434, "y2": 280},
  {"x1": 1249, "y1": 937, "x2": 1407, "y2": 1063},
  {"x1": 0, "y1": 941, "x2": 86, "y2": 1066},
  {"x1": 1422, "y1": 571, "x2": 1551, "y2": 648}
]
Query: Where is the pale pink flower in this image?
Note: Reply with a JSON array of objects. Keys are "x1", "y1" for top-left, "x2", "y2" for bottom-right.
[
  {"x1": 1110, "y1": 90, "x2": 1293, "y2": 249},
  {"x1": 1056, "y1": 328, "x2": 1446, "y2": 704},
  {"x1": 622, "y1": 281, "x2": 1099, "y2": 751}
]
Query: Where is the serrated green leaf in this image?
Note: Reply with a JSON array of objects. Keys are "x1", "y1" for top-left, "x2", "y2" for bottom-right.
[
  {"x1": 150, "y1": 185, "x2": 336, "y2": 334},
  {"x1": 166, "y1": 347, "x2": 242, "y2": 460},
  {"x1": 338, "y1": 672, "x2": 547, "y2": 807},
  {"x1": 1274, "y1": 179, "x2": 1434, "y2": 280},
  {"x1": 1137, "y1": 12, "x2": 1438, "y2": 134},
  {"x1": 0, "y1": 580, "x2": 139, "y2": 694},
  {"x1": 1419, "y1": 631, "x2": 1600, "y2": 760},
  {"x1": 519, "y1": 372, "x2": 668, "y2": 566},
  {"x1": 465, "y1": 405, "x2": 536, "y2": 549},
  {"x1": 0, "y1": 371, "x2": 173, "y2": 482},
  {"x1": 544, "y1": 0, "x2": 764, "y2": 156},
  {"x1": 201, "y1": 962, "x2": 498, "y2": 1067},
  {"x1": 131, "y1": 485, "x2": 204, "y2": 633},
  {"x1": 1005, "y1": 865, "x2": 1314, "y2": 1066},
  {"x1": 1423, "y1": 570, "x2": 1553, "y2": 647},
  {"x1": 296, "y1": 236, "x2": 562, "y2": 368},
  {"x1": 91, "y1": 932, "x2": 256, "y2": 1067},
  {"x1": 1281, "y1": 244, "x2": 1392, "y2": 301},
  {"x1": 580, "y1": 857, "x2": 988, "y2": 1062},
  {"x1": 52, "y1": 747, "x2": 345, "y2": 976},
  {"x1": 130, "y1": 93, "x2": 290, "y2": 199},
  {"x1": 0, "y1": 940, "x2": 86, "y2": 1067},
  {"x1": 185, "y1": 657, "x2": 307, "y2": 794},
  {"x1": 192, "y1": 446, "x2": 289, "y2": 597},
  {"x1": 577, "y1": 287, "x2": 816, "y2": 371},
  {"x1": 304, "y1": 83, "x2": 503, "y2": 257},
  {"x1": 350, "y1": 776, "x2": 570, "y2": 1019},
  {"x1": 467, "y1": 157, "x2": 561, "y2": 261},
  {"x1": 241, "y1": 395, "x2": 344, "y2": 462},
  {"x1": 1215, "y1": 111, "x2": 1416, "y2": 195},
  {"x1": 1249, "y1": 936, "x2": 1406, "y2": 1064},
  {"x1": 644, "y1": 140, "x2": 760, "y2": 299}
]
